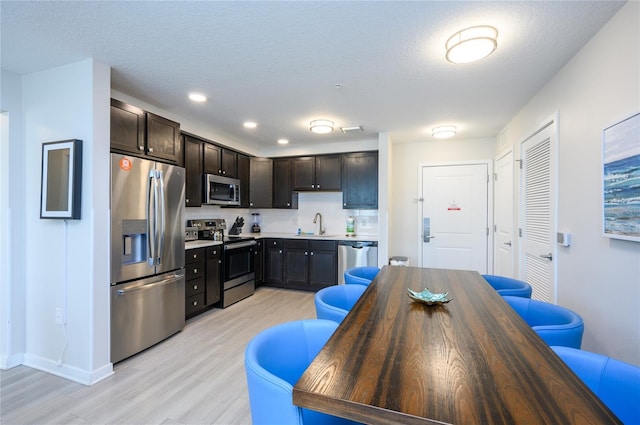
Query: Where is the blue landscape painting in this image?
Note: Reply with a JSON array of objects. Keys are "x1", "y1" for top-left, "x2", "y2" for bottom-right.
[{"x1": 603, "y1": 113, "x2": 640, "y2": 241}]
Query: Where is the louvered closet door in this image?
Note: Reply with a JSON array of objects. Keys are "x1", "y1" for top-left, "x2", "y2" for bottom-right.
[{"x1": 521, "y1": 121, "x2": 557, "y2": 303}]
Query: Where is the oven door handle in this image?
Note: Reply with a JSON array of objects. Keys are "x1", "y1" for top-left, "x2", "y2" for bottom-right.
[{"x1": 224, "y1": 240, "x2": 257, "y2": 250}]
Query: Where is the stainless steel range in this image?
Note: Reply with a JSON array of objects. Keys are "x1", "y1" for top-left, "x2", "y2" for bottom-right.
[{"x1": 188, "y1": 218, "x2": 256, "y2": 307}]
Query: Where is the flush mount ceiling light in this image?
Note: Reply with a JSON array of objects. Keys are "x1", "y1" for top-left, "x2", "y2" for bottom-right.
[
  {"x1": 277, "y1": 139, "x2": 289, "y2": 145},
  {"x1": 445, "y1": 25, "x2": 498, "y2": 64},
  {"x1": 432, "y1": 126, "x2": 457, "y2": 139},
  {"x1": 310, "y1": 119, "x2": 334, "y2": 134},
  {"x1": 188, "y1": 93, "x2": 207, "y2": 102},
  {"x1": 243, "y1": 121, "x2": 257, "y2": 129}
]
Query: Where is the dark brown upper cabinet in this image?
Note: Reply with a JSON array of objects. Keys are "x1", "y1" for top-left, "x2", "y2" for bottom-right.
[
  {"x1": 249, "y1": 158, "x2": 273, "y2": 208},
  {"x1": 273, "y1": 158, "x2": 298, "y2": 209},
  {"x1": 110, "y1": 98, "x2": 181, "y2": 165},
  {"x1": 204, "y1": 143, "x2": 237, "y2": 178},
  {"x1": 184, "y1": 135, "x2": 203, "y2": 207},
  {"x1": 342, "y1": 151, "x2": 378, "y2": 209},
  {"x1": 292, "y1": 155, "x2": 341, "y2": 191}
]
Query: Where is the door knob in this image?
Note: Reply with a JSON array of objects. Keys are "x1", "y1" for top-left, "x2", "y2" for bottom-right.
[
  {"x1": 504, "y1": 241, "x2": 512, "y2": 246},
  {"x1": 539, "y1": 253, "x2": 553, "y2": 261}
]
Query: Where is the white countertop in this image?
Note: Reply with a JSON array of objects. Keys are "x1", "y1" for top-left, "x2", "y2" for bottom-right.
[
  {"x1": 185, "y1": 240, "x2": 223, "y2": 249},
  {"x1": 241, "y1": 232, "x2": 378, "y2": 242},
  {"x1": 185, "y1": 233, "x2": 378, "y2": 249}
]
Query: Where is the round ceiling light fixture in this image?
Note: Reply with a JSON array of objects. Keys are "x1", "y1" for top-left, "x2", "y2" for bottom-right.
[
  {"x1": 445, "y1": 25, "x2": 498, "y2": 64},
  {"x1": 243, "y1": 121, "x2": 257, "y2": 129},
  {"x1": 277, "y1": 139, "x2": 289, "y2": 145},
  {"x1": 309, "y1": 119, "x2": 334, "y2": 134},
  {"x1": 432, "y1": 126, "x2": 457, "y2": 139}
]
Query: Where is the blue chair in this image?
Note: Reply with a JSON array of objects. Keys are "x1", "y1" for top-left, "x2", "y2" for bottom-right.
[
  {"x1": 503, "y1": 296, "x2": 584, "y2": 348},
  {"x1": 552, "y1": 346, "x2": 640, "y2": 425},
  {"x1": 481, "y1": 274, "x2": 532, "y2": 298},
  {"x1": 244, "y1": 319, "x2": 358, "y2": 425},
  {"x1": 315, "y1": 284, "x2": 366, "y2": 324},
  {"x1": 344, "y1": 266, "x2": 380, "y2": 286}
]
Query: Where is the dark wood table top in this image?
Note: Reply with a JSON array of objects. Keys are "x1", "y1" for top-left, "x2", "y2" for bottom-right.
[{"x1": 293, "y1": 266, "x2": 621, "y2": 425}]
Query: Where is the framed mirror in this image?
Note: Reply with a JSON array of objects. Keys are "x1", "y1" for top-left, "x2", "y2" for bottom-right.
[{"x1": 40, "y1": 139, "x2": 82, "y2": 219}]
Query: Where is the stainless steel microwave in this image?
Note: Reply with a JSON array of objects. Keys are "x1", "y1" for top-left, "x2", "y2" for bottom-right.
[{"x1": 203, "y1": 174, "x2": 241, "y2": 206}]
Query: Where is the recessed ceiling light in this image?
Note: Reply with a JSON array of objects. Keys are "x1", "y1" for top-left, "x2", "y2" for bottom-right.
[
  {"x1": 310, "y1": 119, "x2": 334, "y2": 134},
  {"x1": 244, "y1": 121, "x2": 257, "y2": 129},
  {"x1": 432, "y1": 126, "x2": 457, "y2": 138},
  {"x1": 446, "y1": 25, "x2": 498, "y2": 64},
  {"x1": 188, "y1": 93, "x2": 207, "y2": 102},
  {"x1": 277, "y1": 139, "x2": 289, "y2": 145}
]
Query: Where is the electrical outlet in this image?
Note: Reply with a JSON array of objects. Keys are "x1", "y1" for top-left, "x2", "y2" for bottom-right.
[{"x1": 55, "y1": 308, "x2": 64, "y2": 325}]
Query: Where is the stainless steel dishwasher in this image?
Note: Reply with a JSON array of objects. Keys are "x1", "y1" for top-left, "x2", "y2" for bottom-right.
[{"x1": 337, "y1": 241, "x2": 378, "y2": 284}]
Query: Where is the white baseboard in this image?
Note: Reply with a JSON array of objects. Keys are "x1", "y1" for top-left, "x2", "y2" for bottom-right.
[{"x1": 23, "y1": 353, "x2": 113, "y2": 385}]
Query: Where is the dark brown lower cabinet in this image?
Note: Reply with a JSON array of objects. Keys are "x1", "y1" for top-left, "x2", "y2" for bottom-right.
[
  {"x1": 185, "y1": 245, "x2": 222, "y2": 318},
  {"x1": 265, "y1": 238, "x2": 337, "y2": 290}
]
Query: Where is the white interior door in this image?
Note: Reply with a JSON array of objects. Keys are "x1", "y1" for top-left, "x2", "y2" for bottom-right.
[
  {"x1": 420, "y1": 163, "x2": 489, "y2": 273},
  {"x1": 494, "y1": 149, "x2": 514, "y2": 277},
  {"x1": 520, "y1": 120, "x2": 557, "y2": 302}
]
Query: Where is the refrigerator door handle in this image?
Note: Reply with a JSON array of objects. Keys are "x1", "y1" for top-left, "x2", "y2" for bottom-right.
[
  {"x1": 147, "y1": 170, "x2": 156, "y2": 266},
  {"x1": 157, "y1": 170, "x2": 166, "y2": 265},
  {"x1": 115, "y1": 273, "x2": 183, "y2": 295}
]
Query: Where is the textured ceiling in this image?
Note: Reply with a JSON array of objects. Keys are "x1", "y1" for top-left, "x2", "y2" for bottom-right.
[{"x1": 1, "y1": 1, "x2": 625, "y2": 155}]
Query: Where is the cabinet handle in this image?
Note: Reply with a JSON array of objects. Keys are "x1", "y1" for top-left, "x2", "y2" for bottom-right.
[
  {"x1": 310, "y1": 252, "x2": 314, "y2": 255},
  {"x1": 279, "y1": 250, "x2": 282, "y2": 254},
  {"x1": 186, "y1": 198, "x2": 190, "y2": 203},
  {"x1": 317, "y1": 184, "x2": 320, "y2": 189},
  {"x1": 193, "y1": 254, "x2": 197, "y2": 259},
  {"x1": 148, "y1": 147, "x2": 154, "y2": 153},
  {"x1": 305, "y1": 251, "x2": 308, "y2": 255},
  {"x1": 194, "y1": 268, "x2": 198, "y2": 273},
  {"x1": 192, "y1": 300, "x2": 198, "y2": 306},
  {"x1": 193, "y1": 285, "x2": 198, "y2": 290},
  {"x1": 138, "y1": 146, "x2": 145, "y2": 151},
  {"x1": 218, "y1": 169, "x2": 222, "y2": 174},
  {"x1": 344, "y1": 203, "x2": 347, "y2": 206},
  {"x1": 218, "y1": 260, "x2": 222, "y2": 264},
  {"x1": 312, "y1": 184, "x2": 315, "y2": 188}
]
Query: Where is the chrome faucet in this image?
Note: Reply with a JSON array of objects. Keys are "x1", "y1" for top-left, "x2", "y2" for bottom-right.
[{"x1": 313, "y1": 212, "x2": 325, "y2": 235}]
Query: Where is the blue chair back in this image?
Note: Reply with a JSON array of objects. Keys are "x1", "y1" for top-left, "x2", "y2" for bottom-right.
[
  {"x1": 344, "y1": 266, "x2": 380, "y2": 286},
  {"x1": 481, "y1": 274, "x2": 532, "y2": 298},
  {"x1": 315, "y1": 284, "x2": 366, "y2": 323},
  {"x1": 552, "y1": 346, "x2": 640, "y2": 424},
  {"x1": 503, "y1": 296, "x2": 584, "y2": 348},
  {"x1": 244, "y1": 319, "x2": 358, "y2": 425}
]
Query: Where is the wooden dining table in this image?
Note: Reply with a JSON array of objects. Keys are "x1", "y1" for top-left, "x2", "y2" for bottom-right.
[{"x1": 293, "y1": 266, "x2": 622, "y2": 425}]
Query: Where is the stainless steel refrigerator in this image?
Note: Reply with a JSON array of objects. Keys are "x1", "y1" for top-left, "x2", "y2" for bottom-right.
[{"x1": 110, "y1": 153, "x2": 185, "y2": 363}]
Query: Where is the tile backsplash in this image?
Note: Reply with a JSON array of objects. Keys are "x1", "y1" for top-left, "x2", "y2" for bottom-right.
[{"x1": 184, "y1": 192, "x2": 378, "y2": 237}]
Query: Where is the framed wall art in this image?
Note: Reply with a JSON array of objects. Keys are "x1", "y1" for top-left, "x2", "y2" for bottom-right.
[
  {"x1": 40, "y1": 139, "x2": 82, "y2": 219},
  {"x1": 602, "y1": 112, "x2": 640, "y2": 242}
]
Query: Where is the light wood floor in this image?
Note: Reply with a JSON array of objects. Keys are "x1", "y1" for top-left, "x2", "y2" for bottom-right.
[{"x1": 1, "y1": 287, "x2": 317, "y2": 425}]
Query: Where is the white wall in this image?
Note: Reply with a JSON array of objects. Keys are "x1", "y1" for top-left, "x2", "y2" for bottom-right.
[
  {"x1": 3, "y1": 59, "x2": 113, "y2": 383},
  {"x1": 1, "y1": 69, "x2": 27, "y2": 369},
  {"x1": 389, "y1": 137, "x2": 497, "y2": 266},
  {"x1": 503, "y1": 1, "x2": 639, "y2": 365}
]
